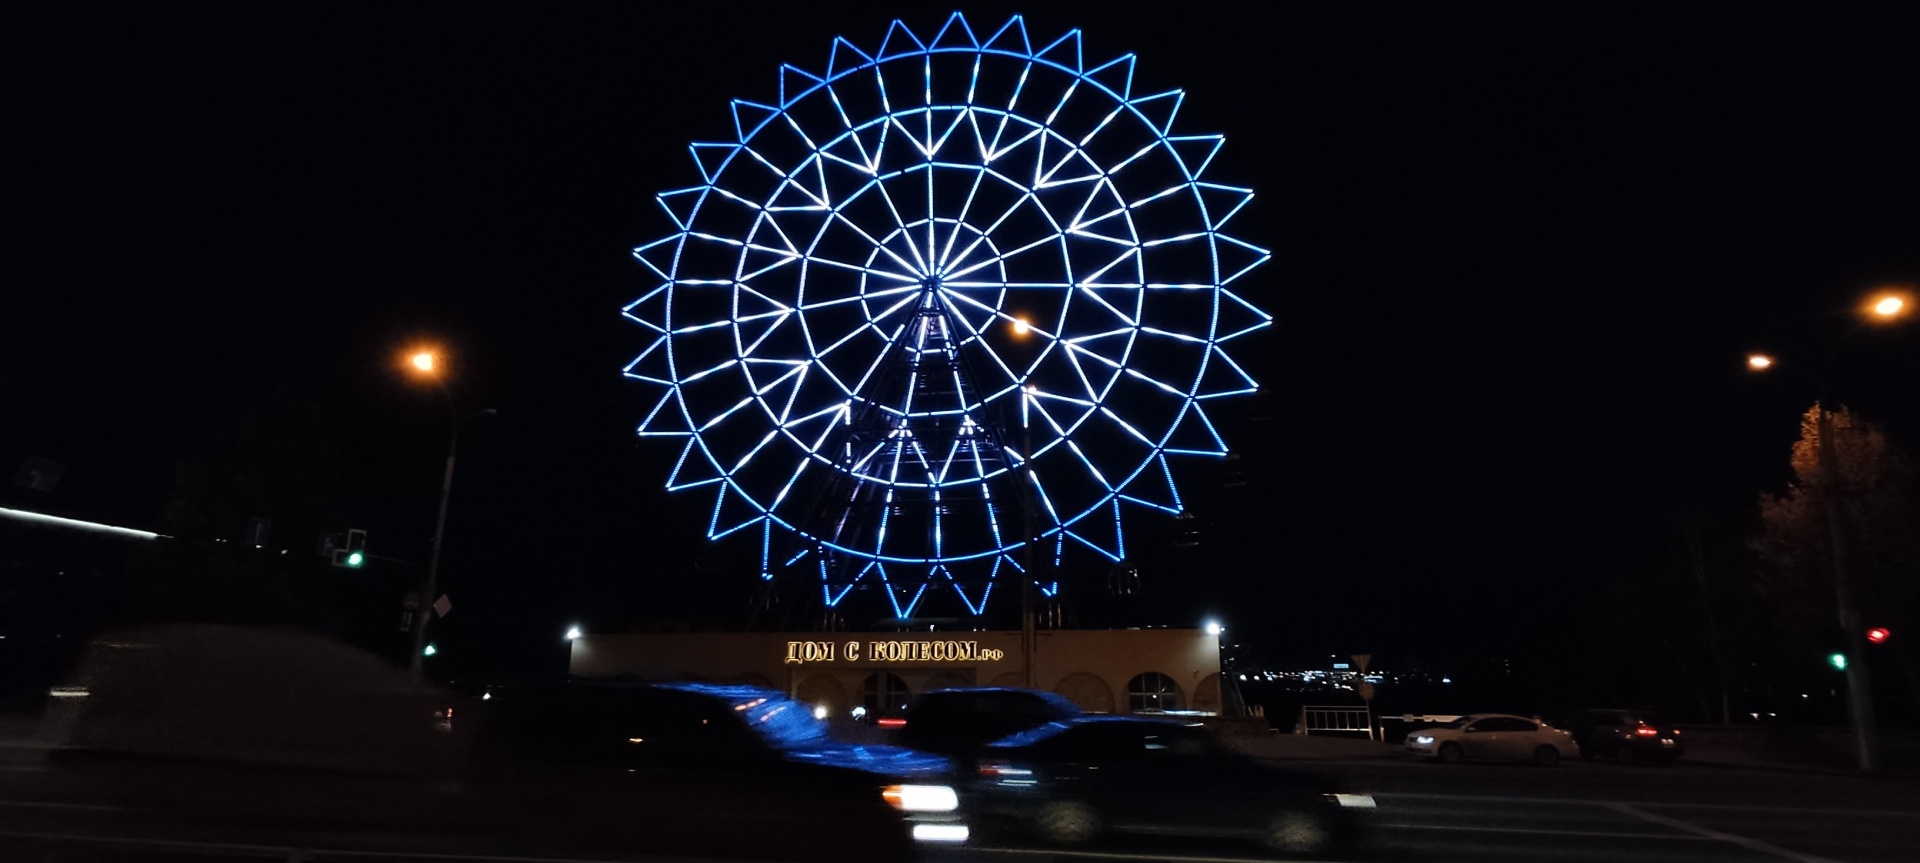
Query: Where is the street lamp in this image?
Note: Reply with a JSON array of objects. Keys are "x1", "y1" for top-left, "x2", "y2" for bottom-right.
[
  {"x1": 1203, "y1": 619, "x2": 1231, "y2": 716},
  {"x1": 403, "y1": 347, "x2": 495, "y2": 682},
  {"x1": 1868, "y1": 292, "x2": 1908, "y2": 321},
  {"x1": 1745, "y1": 287, "x2": 1912, "y2": 771}
]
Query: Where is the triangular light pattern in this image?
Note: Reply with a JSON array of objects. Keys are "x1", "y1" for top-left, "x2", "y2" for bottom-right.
[{"x1": 624, "y1": 13, "x2": 1271, "y2": 616}]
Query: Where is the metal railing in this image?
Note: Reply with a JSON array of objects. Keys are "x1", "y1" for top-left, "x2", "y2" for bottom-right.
[{"x1": 1298, "y1": 705, "x2": 1375, "y2": 739}]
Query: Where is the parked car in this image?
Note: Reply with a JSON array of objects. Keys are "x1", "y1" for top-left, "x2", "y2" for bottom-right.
[
  {"x1": 1564, "y1": 709, "x2": 1685, "y2": 764},
  {"x1": 962, "y1": 716, "x2": 1373, "y2": 855},
  {"x1": 896, "y1": 687, "x2": 1081, "y2": 760},
  {"x1": 472, "y1": 682, "x2": 968, "y2": 858},
  {"x1": 1402, "y1": 714, "x2": 1577, "y2": 765}
]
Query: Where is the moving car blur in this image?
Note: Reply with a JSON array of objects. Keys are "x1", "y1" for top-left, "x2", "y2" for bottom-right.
[
  {"x1": 895, "y1": 687, "x2": 1081, "y2": 761},
  {"x1": 1402, "y1": 714, "x2": 1578, "y2": 765},
  {"x1": 474, "y1": 682, "x2": 968, "y2": 853},
  {"x1": 1564, "y1": 708, "x2": 1686, "y2": 764},
  {"x1": 963, "y1": 716, "x2": 1373, "y2": 855}
]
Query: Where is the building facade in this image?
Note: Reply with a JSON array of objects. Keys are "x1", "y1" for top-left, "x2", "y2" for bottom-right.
[{"x1": 569, "y1": 628, "x2": 1222, "y2": 717}]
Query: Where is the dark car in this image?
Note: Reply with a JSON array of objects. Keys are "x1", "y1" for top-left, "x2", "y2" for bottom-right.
[
  {"x1": 897, "y1": 687, "x2": 1081, "y2": 759},
  {"x1": 1564, "y1": 709, "x2": 1686, "y2": 764},
  {"x1": 470, "y1": 682, "x2": 968, "y2": 859},
  {"x1": 962, "y1": 716, "x2": 1373, "y2": 856}
]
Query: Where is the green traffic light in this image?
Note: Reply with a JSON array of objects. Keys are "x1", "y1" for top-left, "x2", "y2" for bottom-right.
[
  {"x1": 1829, "y1": 652, "x2": 1847, "y2": 670},
  {"x1": 424, "y1": 643, "x2": 438, "y2": 657},
  {"x1": 346, "y1": 551, "x2": 365, "y2": 567}
]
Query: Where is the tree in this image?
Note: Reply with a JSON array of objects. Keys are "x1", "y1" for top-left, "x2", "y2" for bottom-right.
[{"x1": 1753, "y1": 404, "x2": 1920, "y2": 715}]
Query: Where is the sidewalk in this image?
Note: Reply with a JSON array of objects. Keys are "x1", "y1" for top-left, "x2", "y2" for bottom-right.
[
  {"x1": 1222, "y1": 731, "x2": 1920, "y2": 778},
  {"x1": 1224, "y1": 732, "x2": 1398, "y2": 761}
]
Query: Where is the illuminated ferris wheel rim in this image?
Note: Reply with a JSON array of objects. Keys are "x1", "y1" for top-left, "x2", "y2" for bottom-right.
[
  {"x1": 626, "y1": 13, "x2": 1272, "y2": 612},
  {"x1": 696, "y1": 106, "x2": 1202, "y2": 484}
]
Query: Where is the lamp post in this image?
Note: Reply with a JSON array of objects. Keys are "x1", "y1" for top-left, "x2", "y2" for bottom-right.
[
  {"x1": 1204, "y1": 620, "x2": 1228, "y2": 714},
  {"x1": 405, "y1": 348, "x2": 495, "y2": 682},
  {"x1": 1746, "y1": 288, "x2": 1909, "y2": 771}
]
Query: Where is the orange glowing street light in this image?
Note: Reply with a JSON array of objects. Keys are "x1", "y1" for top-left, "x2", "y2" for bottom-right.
[
  {"x1": 1747, "y1": 353, "x2": 1774, "y2": 370},
  {"x1": 1011, "y1": 316, "x2": 1031, "y2": 336},
  {"x1": 1870, "y1": 294, "x2": 1907, "y2": 320},
  {"x1": 411, "y1": 351, "x2": 437, "y2": 373}
]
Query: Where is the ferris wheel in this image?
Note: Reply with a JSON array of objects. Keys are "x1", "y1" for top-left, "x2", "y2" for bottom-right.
[{"x1": 625, "y1": 13, "x2": 1271, "y2": 619}]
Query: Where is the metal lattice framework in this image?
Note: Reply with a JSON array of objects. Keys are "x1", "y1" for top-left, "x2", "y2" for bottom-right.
[{"x1": 625, "y1": 13, "x2": 1271, "y2": 619}]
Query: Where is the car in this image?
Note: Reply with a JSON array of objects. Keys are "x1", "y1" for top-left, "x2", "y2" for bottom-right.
[
  {"x1": 961, "y1": 716, "x2": 1373, "y2": 855},
  {"x1": 895, "y1": 687, "x2": 1082, "y2": 761},
  {"x1": 472, "y1": 682, "x2": 969, "y2": 858},
  {"x1": 1563, "y1": 709, "x2": 1685, "y2": 764},
  {"x1": 1402, "y1": 714, "x2": 1578, "y2": 765}
]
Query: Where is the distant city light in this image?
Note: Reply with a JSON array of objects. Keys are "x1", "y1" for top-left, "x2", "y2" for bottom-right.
[
  {"x1": 565, "y1": 625, "x2": 584, "y2": 641},
  {"x1": 1205, "y1": 620, "x2": 1223, "y2": 637}
]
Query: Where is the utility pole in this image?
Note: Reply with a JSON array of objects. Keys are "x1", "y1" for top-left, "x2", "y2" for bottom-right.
[
  {"x1": 1020, "y1": 389, "x2": 1037, "y2": 689},
  {"x1": 1815, "y1": 404, "x2": 1880, "y2": 771}
]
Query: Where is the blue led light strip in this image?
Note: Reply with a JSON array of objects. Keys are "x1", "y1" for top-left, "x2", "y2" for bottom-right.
[{"x1": 626, "y1": 13, "x2": 1271, "y2": 616}]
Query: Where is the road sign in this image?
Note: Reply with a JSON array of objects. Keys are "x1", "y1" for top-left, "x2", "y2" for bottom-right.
[{"x1": 433, "y1": 595, "x2": 452, "y2": 618}]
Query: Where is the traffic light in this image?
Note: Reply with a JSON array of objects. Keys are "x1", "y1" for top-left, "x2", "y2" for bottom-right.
[
  {"x1": 1829, "y1": 652, "x2": 1848, "y2": 671},
  {"x1": 1867, "y1": 627, "x2": 1891, "y2": 645},
  {"x1": 332, "y1": 529, "x2": 366, "y2": 569}
]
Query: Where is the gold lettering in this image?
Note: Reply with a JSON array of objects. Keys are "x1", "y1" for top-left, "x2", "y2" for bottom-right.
[
  {"x1": 784, "y1": 641, "x2": 803, "y2": 664},
  {"x1": 844, "y1": 641, "x2": 860, "y2": 661}
]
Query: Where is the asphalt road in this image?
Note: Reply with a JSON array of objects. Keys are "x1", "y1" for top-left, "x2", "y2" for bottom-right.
[
  {"x1": 3, "y1": 742, "x2": 1917, "y2": 863},
  {"x1": 945, "y1": 759, "x2": 1920, "y2": 863}
]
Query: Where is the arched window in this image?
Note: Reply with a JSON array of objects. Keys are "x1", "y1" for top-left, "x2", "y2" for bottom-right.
[
  {"x1": 863, "y1": 672, "x2": 911, "y2": 716},
  {"x1": 1127, "y1": 672, "x2": 1183, "y2": 713}
]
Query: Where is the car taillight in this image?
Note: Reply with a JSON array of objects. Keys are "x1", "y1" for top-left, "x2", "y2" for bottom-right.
[
  {"x1": 877, "y1": 717, "x2": 906, "y2": 728},
  {"x1": 1634, "y1": 724, "x2": 1659, "y2": 737}
]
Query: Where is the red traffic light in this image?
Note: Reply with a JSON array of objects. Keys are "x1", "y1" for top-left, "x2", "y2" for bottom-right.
[{"x1": 1866, "y1": 627, "x2": 1891, "y2": 645}]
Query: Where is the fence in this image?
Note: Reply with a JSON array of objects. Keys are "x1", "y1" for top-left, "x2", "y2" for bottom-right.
[{"x1": 1297, "y1": 705, "x2": 1375, "y2": 739}]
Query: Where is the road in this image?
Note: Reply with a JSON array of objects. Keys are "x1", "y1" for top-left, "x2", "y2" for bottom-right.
[
  {"x1": 945, "y1": 758, "x2": 1920, "y2": 863},
  {"x1": 3, "y1": 740, "x2": 1917, "y2": 863}
]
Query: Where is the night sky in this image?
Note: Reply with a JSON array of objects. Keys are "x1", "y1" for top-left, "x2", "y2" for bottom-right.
[{"x1": 7, "y1": 3, "x2": 1918, "y2": 678}]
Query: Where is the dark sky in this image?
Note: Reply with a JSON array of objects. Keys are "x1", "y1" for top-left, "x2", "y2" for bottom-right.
[{"x1": 7, "y1": 2, "x2": 1918, "y2": 672}]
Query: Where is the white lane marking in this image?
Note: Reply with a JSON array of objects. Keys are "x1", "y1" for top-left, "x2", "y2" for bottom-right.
[
  {"x1": 0, "y1": 799, "x2": 123, "y2": 812},
  {"x1": 0, "y1": 830, "x2": 712, "y2": 863},
  {"x1": 1646, "y1": 800, "x2": 1920, "y2": 820},
  {"x1": 1605, "y1": 802, "x2": 1842, "y2": 863},
  {"x1": 1377, "y1": 791, "x2": 1918, "y2": 819},
  {"x1": 969, "y1": 846, "x2": 1350, "y2": 863},
  {"x1": 1373, "y1": 822, "x2": 1710, "y2": 841}
]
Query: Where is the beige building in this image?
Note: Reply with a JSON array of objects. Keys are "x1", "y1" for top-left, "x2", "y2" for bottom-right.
[{"x1": 569, "y1": 628, "x2": 1223, "y2": 717}]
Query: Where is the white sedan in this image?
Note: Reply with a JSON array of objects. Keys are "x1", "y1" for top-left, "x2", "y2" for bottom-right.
[{"x1": 1403, "y1": 714, "x2": 1578, "y2": 766}]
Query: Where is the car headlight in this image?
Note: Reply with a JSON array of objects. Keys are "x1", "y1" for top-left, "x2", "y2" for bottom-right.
[
  {"x1": 882, "y1": 784, "x2": 959, "y2": 813},
  {"x1": 1411, "y1": 735, "x2": 1434, "y2": 745}
]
